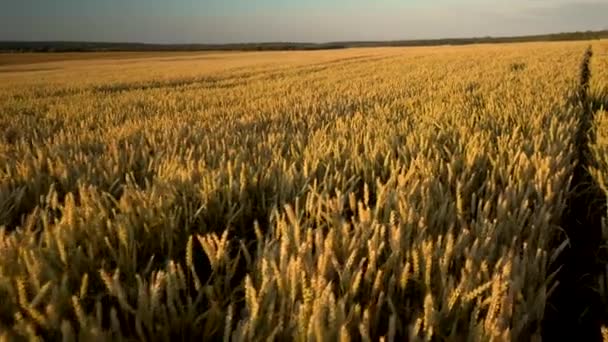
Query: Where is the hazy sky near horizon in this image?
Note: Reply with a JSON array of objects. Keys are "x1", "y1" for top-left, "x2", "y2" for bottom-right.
[{"x1": 1, "y1": 0, "x2": 607, "y2": 44}]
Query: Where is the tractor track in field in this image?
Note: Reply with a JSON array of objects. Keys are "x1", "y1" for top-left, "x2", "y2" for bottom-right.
[{"x1": 542, "y1": 46, "x2": 606, "y2": 342}]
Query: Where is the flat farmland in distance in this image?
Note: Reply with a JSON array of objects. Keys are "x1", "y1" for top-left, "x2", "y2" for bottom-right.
[
  {"x1": 1, "y1": 40, "x2": 608, "y2": 341},
  {"x1": 0, "y1": 47, "x2": 414, "y2": 82},
  {"x1": 0, "y1": 51, "x2": 232, "y2": 67}
]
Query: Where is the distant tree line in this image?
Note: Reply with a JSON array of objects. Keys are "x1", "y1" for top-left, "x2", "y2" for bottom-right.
[{"x1": 1, "y1": 30, "x2": 607, "y2": 53}]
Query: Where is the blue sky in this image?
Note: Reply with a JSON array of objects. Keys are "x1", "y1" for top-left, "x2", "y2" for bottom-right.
[{"x1": 1, "y1": 0, "x2": 607, "y2": 43}]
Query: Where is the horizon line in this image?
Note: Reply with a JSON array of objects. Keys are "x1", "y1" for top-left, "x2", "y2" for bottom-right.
[{"x1": 1, "y1": 29, "x2": 606, "y2": 47}]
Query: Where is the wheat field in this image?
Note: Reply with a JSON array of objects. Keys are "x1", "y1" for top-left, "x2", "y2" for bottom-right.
[
  {"x1": 590, "y1": 41, "x2": 608, "y2": 342},
  {"x1": 0, "y1": 41, "x2": 606, "y2": 341}
]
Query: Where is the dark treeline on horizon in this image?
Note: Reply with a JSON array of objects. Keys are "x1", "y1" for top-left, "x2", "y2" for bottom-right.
[{"x1": 1, "y1": 30, "x2": 607, "y2": 53}]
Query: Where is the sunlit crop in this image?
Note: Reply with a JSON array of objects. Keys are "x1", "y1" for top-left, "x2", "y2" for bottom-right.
[
  {"x1": 0, "y1": 41, "x2": 602, "y2": 340},
  {"x1": 589, "y1": 40, "x2": 608, "y2": 341}
]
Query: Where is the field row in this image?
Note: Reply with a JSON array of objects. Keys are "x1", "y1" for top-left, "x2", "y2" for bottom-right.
[
  {"x1": 589, "y1": 41, "x2": 608, "y2": 340},
  {"x1": 0, "y1": 41, "x2": 601, "y2": 340}
]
